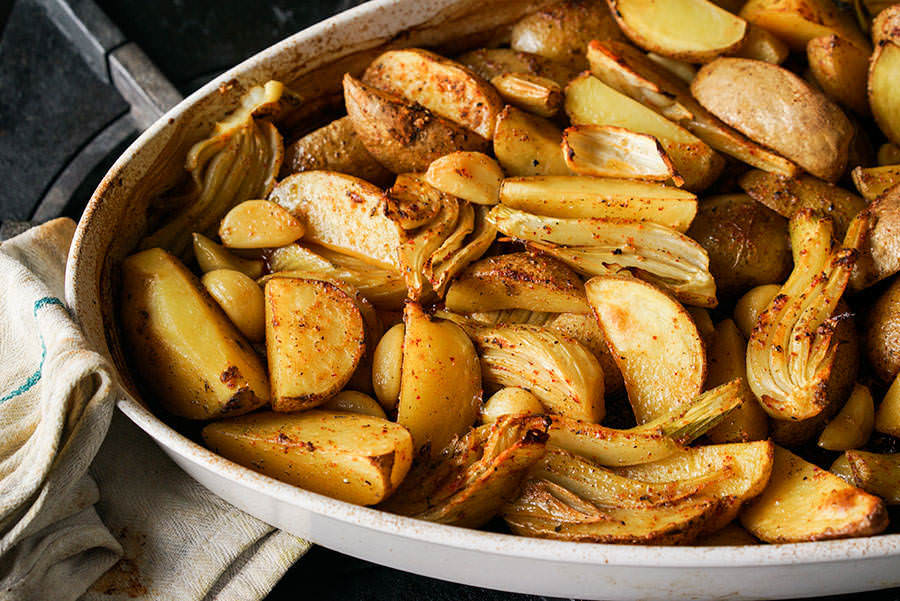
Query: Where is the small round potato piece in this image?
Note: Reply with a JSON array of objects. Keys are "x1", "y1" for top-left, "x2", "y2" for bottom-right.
[
  {"x1": 372, "y1": 323, "x2": 405, "y2": 411},
  {"x1": 866, "y1": 277, "x2": 900, "y2": 382},
  {"x1": 734, "y1": 284, "x2": 781, "y2": 339},
  {"x1": 687, "y1": 195, "x2": 791, "y2": 297},
  {"x1": 219, "y1": 200, "x2": 305, "y2": 249},
  {"x1": 481, "y1": 387, "x2": 545, "y2": 424},
  {"x1": 201, "y1": 269, "x2": 265, "y2": 342},
  {"x1": 323, "y1": 390, "x2": 388, "y2": 419}
]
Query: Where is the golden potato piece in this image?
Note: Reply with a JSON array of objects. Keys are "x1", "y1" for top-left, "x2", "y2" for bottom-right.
[
  {"x1": 851, "y1": 164, "x2": 900, "y2": 202},
  {"x1": 566, "y1": 73, "x2": 724, "y2": 191},
  {"x1": 607, "y1": 0, "x2": 747, "y2": 62},
  {"x1": 120, "y1": 248, "x2": 269, "y2": 420},
  {"x1": 218, "y1": 199, "x2": 305, "y2": 249},
  {"x1": 818, "y1": 383, "x2": 874, "y2": 451},
  {"x1": 740, "y1": 446, "x2": 887, "y2": 543},
  {"x1": 491, "y1": 73, "x2": 562, "y2": 118},
  {"x1": 866, "y1": 276, "x2": 900, "y2": 382},
  {"x1": 739, "y1": 0, "x2": 870, "y2": 51},
  {"x1": 586, "y1": 275, "x2": 706, "y2": 423},
  {"x1": 363, "y1": 48, "x2": 503, "y2": 139},
  {"x1": 192, "y1": 233, "x2": 263, "y2": 279},
  {"x1": 705, "y1": 320, "x2": 769, "y2": 443},
  {"x1": 481, "y1": 387, "x2": 545, "y2": 424},
  {"x1": 492, "y1": 106, "x2": 570, "y2": 177},
  {"x1": 733, "y1": 24, "x2": 790, "y2": 63},
  {"x1": 691, "y1": 58, "x2": 853, "y2": 182},
  {"x1": 807, "y1": 34, "x2": 870, "y2": 116},
  {"x1": 322, "y1": 390, "x2": 387, "y2": 419},
  {"x1": 457, "y1": 48, "x2": 579, "y2": 86},
  {"x1": 686, "y1": 193, "x2": 791, "y2": 296},
  {"x1": 398, "y1": 303, "x2": 482, "y2": 458},
  {"x1": 270, "y1": 170, "x2": 402, "y2": 270},
  {"x1": 499, "y1": 175, "x2": 697, "y2": 231},
  {"x1": 509, "y1": 0, "x2": 625, "y2": 68},
  {"x1": 280, "y1": 116, "x2": 392, "y2": 186},
  {"x1": 847, "y1": 184, "x2": 900, "y2": 289},
  {"x1": 869, "y1": 39, "x2": 900, "y2": 147},
  {"x1": 202, "y1": 410, "x2": 412, "y2": 506},
  {"x1": 562, "y1": 125, "x2": 678, "y2": 182},
  {"x1": 201, "y1": 269, "x2": 265, "y2": 343},
  {"x1": 424, "y1": 152, "x2": 503, "y2": 206},
  {"x1": 342, "y1": 74, "x2": 489, "y2": 174},
  {"x1": 445, "y1": 252, "x2": 589, "y2": 314},
  {"x1": 471, "y1": 324, "x2": 605, "y2": 423},
  {"x1": 843, "y1": 450, "x2": 900, "y2": 504},
  {"x1": 737, "y1": 169, "x2": 866, "y2": 238},
  {"x1": 264, "y1": 278, "x2": 365, "y2": 412}
]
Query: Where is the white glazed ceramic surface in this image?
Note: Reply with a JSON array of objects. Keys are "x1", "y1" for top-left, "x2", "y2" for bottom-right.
[{"x1": 66, "y1": 1, "x2": 900, "y2": 599}]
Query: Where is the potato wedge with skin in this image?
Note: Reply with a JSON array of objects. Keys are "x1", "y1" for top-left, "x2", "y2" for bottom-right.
[
  {"x1": 471, "y1": 324, "x2": 605, "y2": 423},
  {"x1": 562, "y1": 125, "x2": 679, "y2": 182},
  {"x1": 852, "y1": 164, "x2": 900, "y2": 202},
  {"x1": 457, "y1": 48, "x2": 579, "y2": 87},
  {"x1": 692, "y1": 58, "x2": 853, "y2": 182},
  {"x1": 843, "y1": 450, "x2": 900, "y2": 504},
  {"x1": 586, "y1": 275, "x2": 706, "y2": 423},
  {"x1": 270, "y1": 170, "x2": 402, "y2": 270},
  {"x1": 363, "y1": 48, "x2": 502, "y2": 139},
  {"x1": 847, "y1": 184, "x2": 900, "y2": 289},
  {"x1": 686, "y1": 194, "x2": 791, "y2": 297},
  {"x1": 499, "y1": 175, "x2": 697, "y2": 231},
  {"x1": 737, "y1": 170, "x2": 866, "y2": 238},
  {"x1": 342, "y1": 74, "x2": 489, "y2": 174},
  {"x1": 493, "y1": 106, "x2": 570, "y2": 177},
  {"x1": 491, "y1": 73, "x2": 562, "y2": 118},
  {"x1": 192, "y1": 233, "x2": 263, "y2": 279},
  {"x1": 509, "y1": 0, "x2": 625, "y2": 69},
  {"x1": 445, "y1": 252, "x2": 590, "y2": 314},
  {"x1": 866, "y1": 277, "x2": 900, "y2": 383},
  {"x1": 738, "y1": 0, "x2": 871, "y2": 51},
  {"x1": 280, "y1": 116, "x2": 392, "y2": 186},
  {"x1": 705, "y1": 320, "x2": 769, "y2": 443},
  {"x1": 587, "y1": 40, "x2": 799, "y2": 177},
  {"x1": 546, "y1": 312, "x2": 624, "y2": 395},
  {"x1": 202, "y1": 410, "x2": 412, "y2": 506},
  {"x1": 265, "y1": 278, "x2": 365, "y2": 412},
  {"x1": 607, "y1": 0, "x2": 747, "y2": 62},
  {"x1": 424, "y1": 152, "x2": 504, "y2": 206},
  {"x1": 120, "y1": 248, "x2": 269, "y2": 420},
  {"x1": 398, "y1": 303, "x2": 482, "y2": 458},
  {"x1": 733, "y1": 24, "x2": 790, "y2": 63},
  {"x1": 818, "y1": 384, "x2": 874, "y2": 451},
  {"x1": 740, "y1": 445, "x2": 888, "y2": 543},
  {"x1": 383, "y1": 415, "x2": 549, "y2": 527},
  {"x1": 869, "y1": 40, "x2": 900, "y2": 147},
  {"x1": 201, "y1": 269, "x2": 265, "y2": 343},
  {"x1": 218, "y1": 199, "x2": 305, "y2": 249},
  {"x1": 481, "y1": 387, "x2": 545, "y2": 424},
  {"x1": 807, "y1": 34, "x2": 870, "y2": 116},
  {"x1": 565, "y1": 73, "x2": 725, "y2": 191}
]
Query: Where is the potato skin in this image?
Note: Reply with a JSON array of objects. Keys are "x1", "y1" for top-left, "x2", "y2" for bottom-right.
[
  {"x1": 343, "y1": 74, "x2": 489, "y2": 174},
  {"x1": 691, "y1": 58, "x2": 853, "y2": 182},
  {"x1": 686, "y1": 194, "x2": 791, "y2": 297},
  {"x1": 866, "y1": 277, "x2": 900, "y2": 383}
]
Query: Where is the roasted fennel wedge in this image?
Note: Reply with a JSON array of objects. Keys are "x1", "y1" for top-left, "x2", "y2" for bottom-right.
[
  {"x1": 489, "y1": 205, "x2": 716, "y2": 307},
  {"x1": 424, "y1": 205, "x2": 496, "y2": 297},
  {"x1": 381, "y1": 415, "x2": 550, "y2": 528},
  {"x1": 746, "y1": 210, "x2": 857, "y2": 422}
]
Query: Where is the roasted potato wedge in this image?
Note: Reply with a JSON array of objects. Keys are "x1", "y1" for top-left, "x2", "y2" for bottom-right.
[
  {"x1": 470, "y1": 324, "x2": 605, "y2": 422},
  {"x1": 218, "y1": 199, "x2": 305, "y2": 249},
  {"x1": 866, "y1": 276, "x2": 900, "y2": 382},
  {"x1": 457, "y1": 48, "x2": 579, "y2": 86},
  {"x1": 281, "y1": 116, "x2": 392, "y2": 185},
  {"x1": 121, "y1": 248, "x2": 270, "y2": 420},
  {"x1": 192, "y1": 232, "x2": 263, "y2": 279},
  {"x1": 818, "y1": 383, "x2": 874, "y2": 451},
  {"x1": 343, "y1": 74, "x2": 489, "y2": 174},
  {"x1": 492, "y1": 106, "x2": 570, "y2": 177},
  {"x1": 586, "y1": 275, "x2": 706, "y2": 423},
  {"x1": 445, "y1": 252, "x2": 590, "y2": 314},
  {"x1": 562, "y1": 125, "x2": 679, "y2": 182},
  {"x1": 398, "y1": 303, "x2": 482, "y2": 458},
  {"x1": 852, "y1": 164, "x2": 900, "y2": 202},
  {"x1": 509, "y1": 0, "x2": 625, "y2": 68},
  {"x1": 841, "y1": 450, "x2": 900, "y2": 504},
  {"x1": 738, "y1": 170, "x2": 866, "y2": 238},
  {"x1": 201, "y1": 269, "x2": 265, "y2": 343},
  {"x1": 491, "y1": 73, "x2": 563, "y2": 118},
  {"x1": 733, "y1": 24, "x2": 790, "y2": 63},
  {"x1": 868, "y1": 12, "x2": 900, "y2": 145},
  {"x1": 739, "y1": 0, "x2": 870, "y2": 51},
  {"x1": 264, "y1": 277, "x2": 365, "y2": 412},
  {"x1": 499, "y1": 175, "x2": 697, "y2": 231},
  {"x1": 546, "y1": 312, "x2": 624, "y2": 395},
  {"x1": 586, "y1": 40, "x2": 799, "y2": 177},
  {"x1": 566, "y1": 73, "x2": 724, "y2": 191},
  {"x1": 363, "y1": 48, "x2": 503, "y2": 139},
  {"x1": 686, "y1": 194, "x2": 791, "y2": 297},
  {"x1": 202, "y1": 410, "x2": 412, "y2": 505},
  {"x1": 807, "y1": 34, "x2": 870, "y2": 116},
  {"x1": 424, "y1": 152, "x2": 504, "y2": 206},
  {"x1": 608, "y1": 0, "x2": 747, "y2": 62},
  {"x1": 270, "y1": 170, "x2": 403, "y2": 270},
  {"x1": 740, "y1": 446, "x2": 887, "y2": 543},
  {"x1": 846, "y1": 184, "x2": 900, "y2": 289},
  {"x1": 691, "y1": 58, "x2": 853, "y2": 182}
]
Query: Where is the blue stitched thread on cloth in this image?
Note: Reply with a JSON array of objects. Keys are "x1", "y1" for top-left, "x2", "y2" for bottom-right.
[{"x1": 0, "y1": 296, "x2": 64, "y2": 405}]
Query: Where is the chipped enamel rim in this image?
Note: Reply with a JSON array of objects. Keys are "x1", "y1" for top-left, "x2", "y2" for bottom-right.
[{"x1": 65, "y1": 0, "x2": 900, "y2": 583}]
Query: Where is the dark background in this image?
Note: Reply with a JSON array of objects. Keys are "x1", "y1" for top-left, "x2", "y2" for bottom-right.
[{"x1": 0, "y1": 0, "x2": 899, "y2": 599}]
